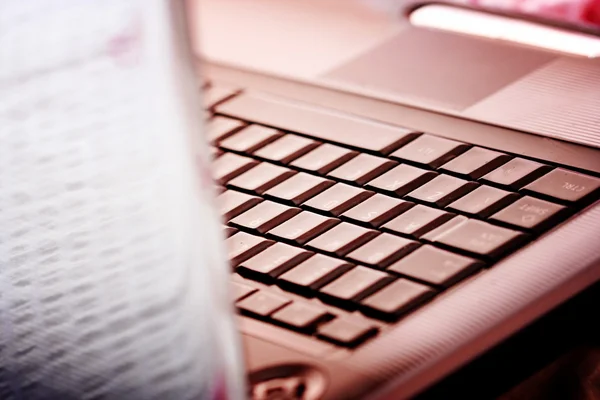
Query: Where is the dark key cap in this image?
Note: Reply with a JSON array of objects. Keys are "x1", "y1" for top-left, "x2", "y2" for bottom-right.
[
  {"x1": 319, "y1": 266, "x2": 394, "y2": 306},
  {"x1": 207, "y1": 116, "x2": 246, "y2": 143},
  {"x1": 361, "y1": 279, "x2": 436, "y2": 320},
  {"x1": 291, "y1": 144, "x2": 358, "y2": 174},
  {"x1": 390, "y1": 134, "x2": 469, "y2": 168},
  {"x1": 237, "y1": 291, "x2": 291, "y2": 317},
  {"x1": 406, "y1": 174, "x2": 478, "y2": 207},
  {"x1": 382, "y1": 205, "x2": 455, "y2": 238},
  {"x1": 267, "y1": 212, "x2": 340, "y2": 245},
  {"x1": 278, "y1": 254, "x2": 352, "y2": 293},
  {"x1": 218, "y1": 190, "x2": 263, "y2": 220},
  {"x1": 490, "y1": 196, "x2": 567, "y2": 231},
  {"x1": 420, "y1": 215, "x2": 468, "y2": 242},
  {"x1": 253, "y1": 134, "x2": 320, "y2": 164},
  {"x1": 230, "y1": 201, "x2": 301, "y2": 233},
  {"x1": 306, "y1": 222, "x2": 379, "y2": 256},
  {"x1": 388, "y1": 245, "x2": 483, "y2": 287},
  {"x1": 317, "y1": 318, "x2": 378, "y2": 347},
  {"x1": 327, "y1": 154, "x2": 396, "y2": 185},
  {"x1": 434, "y1": 219, "x2": 527, "y2": 258},
  {"x1": 223, "y1": 226, "x2": 238, "y2": 237},
  {"x1": 212, "y1": 153, "x2": 258, "y2": 184},
  {"x1": 341, "y1": 194, "x2": 414, "y2": 228},
  {"x1": 522, "y1": 168, "x2": 600, "y2": 203},
  {"x1": 227, "y1": 163, "x2": 296, "y2": 194},
  {"x1": 264, "y1": 173, "x2": 334, "y2": 205},
  {"x1": 302, "y1": 183, "x2": 374, "y2": 216},
  {"x1": 238, "y1": 243, "x2": 313, "y2": 281},
  {"x1": 347, "y1": 234, "x2": 420, "y2": 268},
  {"x1": 272, "y1": 303, "x2": 334, "y2": 332},
  {"x1": 219, "y1": 125, "x2": 283, "y2": 153},
  {"x1": 439, "y1": 147, "x2": 511, "y2": 179},
  {"x1": 231, "y1": 281, "x2": 257, "y2": 301},
  {"x1": 204, "y1": 85, "x2": 239, "y2": 109},
  {"x1": 446, "y1": 185, "x2": 518, "y2": 218},
  {"x1": 226, "y1": 232, "x2": 274, "y2": 266},
  {"x1": 217, "y1": 93, "x2": 419, "y2": 154},
  {"x1": 480, "y1": 158, "x2": 551, "y2": 190},
  {"x1": 365, "y1": 164, "x2": 437, "y2": 197}
]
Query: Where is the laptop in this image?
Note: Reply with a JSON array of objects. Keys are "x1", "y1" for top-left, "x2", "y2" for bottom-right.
[{"x1": 191, "y1": 0, "x2": 600, "y2": 398}]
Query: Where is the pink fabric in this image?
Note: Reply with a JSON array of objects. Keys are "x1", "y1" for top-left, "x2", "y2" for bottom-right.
[{"x1": 455, "y1": 0, "x2": 600, "y2": 26}]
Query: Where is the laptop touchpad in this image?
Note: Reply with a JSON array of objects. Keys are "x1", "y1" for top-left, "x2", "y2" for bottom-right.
[{"x1": 322, "y1": 28, "x2": 555, "y2": 112}]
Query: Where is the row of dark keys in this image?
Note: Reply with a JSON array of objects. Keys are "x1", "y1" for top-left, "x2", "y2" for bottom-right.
[{"x1": 203, "y1": 82, "x2": 600, "y2": 348}]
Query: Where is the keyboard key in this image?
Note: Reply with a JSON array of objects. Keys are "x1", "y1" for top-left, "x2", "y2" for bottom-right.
[
  {"x1": 223, "y1": 226, "x2": 238, "y2": 237},
  {"x1": 388, "y1": 245, "x2": 483, "y2": 287},
  {"x1": 253, "y1": 134, "x2": 320, "y2": 163},
  {"x1": 522, "y1": 168, "x2": 600, "y2": 203},
  {"x1": 207, "y1": 116, "x2": 245, "y2": 143},
  {"x1": 434, "y1": 219, "x2": 527, "y2": 258},
  {"x1": 361, "y1": 279, "x2": 435, "y2": 320},
  {"x1": 291, "y1": 144, "x2": 358, "y2": 174},
  {"x1": 480, "y1": 158, "x2": 552, "y2": 190},
  {"x1": 439, "y1": 147, "x2": 511, "y2": 179},
  {"x1": 317, "y1": 318, "x2": 378, "y2": 347},
  {"x1": 347, "y1": 234, "x2": 420, "y2": 268},
  {"x1": 218, "y1": 190, "x2": 263, "y2": 220},
  {"x1": 264, "y1": 173, "x2": 334, "y2": 206},
  {"x1": 327, "y1": 154, "x2": 396, "y2": 185},
  {"x1": 230, "y1": 201, "x2": 301, "y2": 233},
  {"x1": 382, "y1": 205, "x2": 455, "y2": 238},
  {"x1": 226, "y1": 232, "x2": 274, "y2": 266},
  {"x1": 341, "y1": 194, "x2": 414, "y2": 227},
  {"x1": 278, "y1": 254, "x2": 352, "y2": 293},
  {"x1": 237, "y1": 291, "x2": 291, "y2": 317},
  {"x1": 238, "y1": 243, "x2": 313, "y2": 280},
  {"x1": 209, "y1": 147, "x2": 222, "y2": 159},
  {"x1": 204, "y1": 85, "x2": 239, "y2": 109},
  {"x1": 446, "y1": 185, "x2": 518, "y2": 218},
  {"x1": 212, "y1": 153, "x2": 258, "y2": 184},
  {"x1": 490, "y1": 196, "x2": 567, "y2": 231},
  {"x1": 306, "y1": 222, "x2": 379, "y2": 256},
  {"x1": 366, "y1": 164, "x2": 437, "y2": 196},
  {"x1": 420, "y1": 216, "x2": 468, "y2": 242},
  {"x1": 231, "y1": 281, "x2": 257, "y2": 301},
  {"x1": 319, "y1": 266, "x2": 394, "y2": 306},
  {"x1": 302, "y1": 183, "x2": 374, "y2": 216},
  {"x1": 272, "y1": 303, "x2": 334, "y2": 332},
  {"x1": 390, "y1": 134, "x2": 469, "y2": 168},
  {"x1": 406, "y1": 174, "x2": 478, "y2": 207},
  {"x1": 228, "y1": 163, "x2": 296, "y2": 194},
  {"x1": 219, "y1": 125, "x2": 283, "y2": 153},
  {"x1": 217, "y1": 93, "x2": 419, "y2": 154},
  {"x1": 267, "y1": 212, "x2": 340, "y2": 245}
]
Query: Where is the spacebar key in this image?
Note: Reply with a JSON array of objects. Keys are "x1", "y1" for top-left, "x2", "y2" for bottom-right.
[{"x1": 216, "y1": 92, "x2": 419, "y2": 154}]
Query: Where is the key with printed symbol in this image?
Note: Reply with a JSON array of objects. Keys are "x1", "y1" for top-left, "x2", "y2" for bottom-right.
[
  {"x1": 490, "y1": 196, "x2": 567, "y2": 231},
  {"x1": 267, "y1": 212, "x2": 340, "y2": 245},
  {"x1": 439, "y1": 147, "x2": 511, "y2": 179},
  {"x1": 302, "y1": 183, "x2": 374, "y2": 216},
  {"x1": 434, "y1": 220, "x2": 527, "y2": 259},
  {"x1": 212, "y1": 153, "x2": 258, "y2": 184},
  {"x1": 264, "y1": 173, "x2": 334, "y2": 206},
  {"x1": 382, "y1": 205, "x2": 455, "y2": 238},
  {"x1": 406, "y1": 174, "x2": 478, "y2": 207},
  {"x1": 388, "y1": 245, "x2": 483, "y2": 287},
  {"x1": 365, "y1": 164, "x2": 437, "y2": 197},
  {"x1": 347, "y1": 234, "x2": 420, "y2": 268},
  {"x1": 446, "y1": 185, "x2": 518, "y2": 218},
  {"x1": 229, "y1": 201, "x2": 301, "y2": 233},
  {"x1": 522, "y1": 168, "x2": 600, "y2": 203},
  {"x1": 341, "y1": 194, "x2": 414, "y2": 227},
  {"x1": 253, "y1": 134, "x2": 320, "y2": 164},
  {"x1": 390, "y1": 134, "x2": 470, "y2": 169},
  {"x1": 420, "y1": 216, "x2": 468, "y2": 242},
  {"x1": 319, "y1": 266, "x2": 395, "y2": 307},
  {"x1": 291, "y1": 144, "x2": 358, "y2": 174},
  {"x1": 219, "y1": 190, "x2": 263, "y2": 220},
  {"x1": 480, "y1": 158, "x2": 551, "y2": 190},
  {"x1": 317, "y1": 318, "x2": 379, "y2": 347},
  {"x1": 237, "y1": 291, "x2": 292, "y2": 318},
  {"x1": 219, "y1": 124, "x2": 283, "y2": 153},
  {"x1": 278, "y1": 254, "x2": 353, "y2": 294},
  {"x1": 238, "y1": 243, "x2": 314, "y2": 281},
  {"x1": 227, "y1": 163, "x2": 296, "y2": 194},
  {"x1": 327, "y1": 153, "x2": 397, "y2": 185},
  {"x1": 272, "y1": 303, "x2": 334, "y2": 332},
  {"x1": 226, "y1": 232, "x2": 274, "y2": 266},
  {"x1": 306, "y1": 222, "x2": 379, "y2": 256},
  {"x1": 361, "y1": 279, "x2": 436, "y2": 320}
]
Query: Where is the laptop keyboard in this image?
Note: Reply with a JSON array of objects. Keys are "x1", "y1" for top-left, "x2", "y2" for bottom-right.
[{"x1": 204, "y1": 82, "x2": 600, "y2": 349}]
